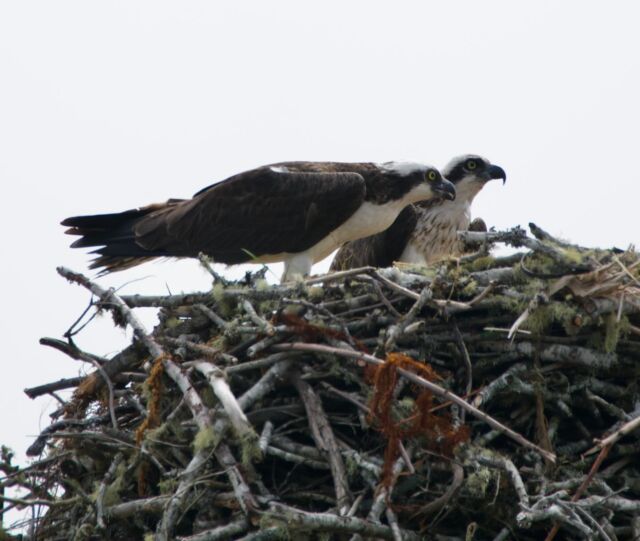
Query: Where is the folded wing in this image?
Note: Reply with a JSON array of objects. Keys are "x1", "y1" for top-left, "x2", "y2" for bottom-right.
[{"x1": 63, "y1": 167, "x2": 366, "y2": 273}]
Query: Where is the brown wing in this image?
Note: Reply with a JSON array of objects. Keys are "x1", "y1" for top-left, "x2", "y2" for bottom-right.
[
  {"x1": 330, "y1": 205, "x2": 418, "y2": 270},
  {"x1": 63, "y1": 167, "x2": 367, "y2": 272}
]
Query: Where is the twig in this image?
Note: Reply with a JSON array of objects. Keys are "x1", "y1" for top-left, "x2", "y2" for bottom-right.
[
  {"x1": 191, "y1": 361, "x2": 255, "y2": 440},
  {"x1": 477, "y1": 455, "x2": 529, "y2": 509},
  {"x1": 508, "y1": 292, "x2": 548, "y2": 340},
  {"x1": 57, "y1": 267, "x2": 163, "y2": 358},
  {"x1": 258, "y1": 421, "x2": 274, "y2": 454},
  {"x1": 198, "y1": 253, "x2": 229, "y2": 284},
  {"x1": 96, "y1": 453, "x2": 124, "y2": 530},
  {"x1": 267, "y1": 502, "x2": 422, "y2": 540},
  {"x1": 291, "y1": 372, "x2": 351, "y2": 515},
  {"x1": 385, "y1": 285, "x2": 432, "y2": 351},
  {"x1": 177, "y1": 517, "x2": 250, "y2": 540},
  {"x1": 453, "y1": 322, "x2": 473, "y2": 407},
  {"x1": 544, "y1": 443, "x2": 612, "y2": 541},
  {"x1": 586, "y1": 411, "x2": 640, "y2": 454},
  {"x1": 87, "y1": 358, "x2": 119, "y2": 430},
  {"x1": 274, "y1": 342, "x2": 556, "y2": 463},
  {"x1": 304, "y1": 266, "x2": 375, "y2": 285},
  {"x1": 242, "y1": 299, "x2": 275, "y2": 336},
  {"x1": 195, "y1": 304, "x2": 230, "y2": 330},
  {"x1": 416, "y1": 461, "x2": 464, "y2": 517},
  {"x1": 24, "y1": 376, "x2": 84, "y2": 399}
]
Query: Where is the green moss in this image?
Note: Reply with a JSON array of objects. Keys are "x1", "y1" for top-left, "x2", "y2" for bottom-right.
[
  {"x1": 461, "y1": 279, "x2": 479, "y2": 297},
  {"x1": 307, "y1": 286, "x2": 325, "y2": 300},
  {"x1": 523, "y1": 306, "x2": 551, "y2": 335},
  {"x1": 398, "y1": 397, "x2": 416, "y2": 417},
  {"x1": 559, "y1": 246, "x2": 587, "y2": 264},
  {"x1": 255, "y1": 279, "x2": 269, "y2": 291},
  {"x1": 257, "y1": 514, "x2": 291, "y2": 539},
  {"x1": 193, "y1": 426, "x2": 216, "y2": 452},
  {"x1": 158, "y1": 477, "x2": 178, "y2": 494},
  {"x1": 102, "y1": 461, "x2": 127, "y2": 507},
  {"x1": 200, "y1": 386, "x2": 216, "y2": 408},
  {"x1": 603, "y1": 313, "x2": 627, "y2": 353},
  {"x1": 519, "y1": 254, "x2": 557, "y2": 276},
  {"x1": 164, "y1": 316, "x2": 182, "y2": 329},
  {"x1": 211, "y1": 281, "x2": 226, "y2": 303},
  {"x1": 519, "y1": 277, "x2": 546, "y2": 296},
  {"x1": 150, "y1": 417, "x2": 190, "y2": 446},
  {"x1": 618, "y1": 315, "x2": 632, "y2": 336},
  {"x1": 487, "y1": 294, "x2": 527, "y2": 313},
  {"x1": 240, "y1": 431, "x2": 262, "y2": 466},
  {"x1": 344, "y1": 453, "x2": 361, "y2": 478},
  {"x1": 209, "y1": 334, "x2": 229, "y2": 350},
  {"x1": 258, "y1": 300, "x2": 276, "y2": 314},
  {"x1": 327, "y1": 361, "x2": 362, "y2": 387},
  {"x1": 211, "y1": 282, "x2": 238, "y2": 318},
  {"x1": 523, "y1": 301, "x2": 578, "y2": 336},
  {"x1": 550, "y1": 302, "x2": 579, "y2": 332},
  {"x1": 464, "y1": 465, "x2": 493, "y2": 499},
  {"x1": 470, "y1": 256, "x2": 495, "y2": 271}
]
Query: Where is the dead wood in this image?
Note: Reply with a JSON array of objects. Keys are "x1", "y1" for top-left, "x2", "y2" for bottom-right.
[{"x1": 3, "y1": 224, "x2": 640, "y2": 540}]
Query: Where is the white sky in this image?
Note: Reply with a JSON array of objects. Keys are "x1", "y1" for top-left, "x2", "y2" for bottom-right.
[{"x1": 1, "y1": 0, "x2": 639, "y2": 527}]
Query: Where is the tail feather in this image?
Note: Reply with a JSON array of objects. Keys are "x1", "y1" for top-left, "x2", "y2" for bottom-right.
[
  {"x1": 62, "y1": 204, "x2": 176, "y2": 274},
  {"x1": 89, "y1": 255, "x2": 157, "y2": 275},
  {"x1": 61, "y1": 209, "x2": 147, "y2": 230}
]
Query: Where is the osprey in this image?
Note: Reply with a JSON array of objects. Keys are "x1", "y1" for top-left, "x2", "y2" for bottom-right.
[
  {"x1": 62, "y1": 161, "x2": 456, "y2": 281},
  {"x1": 330, "y1": 155, "x2": 506, "y2": 270}
]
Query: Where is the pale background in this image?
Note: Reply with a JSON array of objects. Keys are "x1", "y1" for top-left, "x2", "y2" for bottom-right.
[{"x1": 1, "y1": 0, "x2": 639, "y2": 529}]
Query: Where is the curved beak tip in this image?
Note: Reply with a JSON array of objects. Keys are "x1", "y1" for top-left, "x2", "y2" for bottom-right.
[
  {"x1": 487, "y1": 164, "x2": 507, "y2": 185},
  {"x1": 436, "y1": 180, "x2": 456, "y2": 201}
]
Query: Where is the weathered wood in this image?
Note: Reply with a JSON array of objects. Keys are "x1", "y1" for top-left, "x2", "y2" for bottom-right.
[{"x1": 4, "y1": 225, "x2": 640, "y2": 540}]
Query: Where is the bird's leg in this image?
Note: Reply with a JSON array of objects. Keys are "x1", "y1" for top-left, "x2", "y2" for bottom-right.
[{"x1": 281, "y1": 254, "x2": 313, "y2": 283}]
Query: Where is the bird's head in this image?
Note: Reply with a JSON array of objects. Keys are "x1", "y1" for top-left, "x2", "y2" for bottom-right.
[
  {"x1": 378, "y1": 162, "x2": 456, "y2": 204},
  {"x1": 441, "y1": 155, "x2": 506, "y2": 203}
]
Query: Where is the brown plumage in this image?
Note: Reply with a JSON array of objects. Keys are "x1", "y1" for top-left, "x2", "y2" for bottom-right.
[
  {"x1": 331, "y1": 155, "x2": 505, "y2": 271},
  {"x1": 62, "y1": 160, "x2": 455, "y2": 280}
]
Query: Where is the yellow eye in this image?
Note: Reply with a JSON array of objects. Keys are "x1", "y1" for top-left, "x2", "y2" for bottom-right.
[
  {"x1": 466, "y1": 159, "x2": 477, "y2": 170},
  {"x1": 427, "y1": 170, "x2": 437, "y2": 181}
]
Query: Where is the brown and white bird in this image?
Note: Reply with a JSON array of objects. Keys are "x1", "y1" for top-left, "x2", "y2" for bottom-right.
[
  {"x1": 330, "y1": 155, "x2": 506, "y2": 270},
  {"x1": 62, "y1": 160, "x2": 456, "y2": 282}
]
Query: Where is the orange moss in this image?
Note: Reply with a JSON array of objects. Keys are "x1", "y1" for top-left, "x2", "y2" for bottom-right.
[
  {"x1": 137, "y1": 461, "x2": 150, "y2": 497},
  {"x1": 368, "y1": 353, "x2": 469, "y2": 486},
  {"x1": 134, "y1": 355, "x2": 166, "y2": 496},
  {"x1": 275, "y1": 312, "x2": 369, "y2": 353},
  {"x1": 135, "y1": 355, "x2": 165, "y2": 446}
]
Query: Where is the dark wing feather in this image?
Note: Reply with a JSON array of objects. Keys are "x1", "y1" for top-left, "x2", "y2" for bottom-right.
[
  {"x1": 62, "y1": 167, "x2": 366, "y2": 273},
  {"x1": 133, "y1": 168, "x2": 366, "y2": 264},
  {"x1": 330, "y1": 205, "x2": 418, "y2": 270}
]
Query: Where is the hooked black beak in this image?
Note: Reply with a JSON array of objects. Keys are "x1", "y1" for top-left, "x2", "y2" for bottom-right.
[
  {"x1": 484, "y1": 164, "x2": 507, "y2": 185},
  {"x1": 433, "y1": 178, "x2": 456, "y2": 201}
]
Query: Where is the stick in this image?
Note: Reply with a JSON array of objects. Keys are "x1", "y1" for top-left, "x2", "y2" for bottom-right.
[
  {"x1": 291, "y1": 372, "x2": 352, "y2": 515},
  {"x1": 274, "y1": 342, "x2": 556, "y2": 463}
]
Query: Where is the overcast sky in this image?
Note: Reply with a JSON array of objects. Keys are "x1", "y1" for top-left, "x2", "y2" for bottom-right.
[{"x1": 1, "y1": 0, "x2": 639, "y2": 527}]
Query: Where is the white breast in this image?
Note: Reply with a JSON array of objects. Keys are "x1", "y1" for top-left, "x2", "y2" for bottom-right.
[
  {"x1": 257, "y1": 199, "x2": 411, "y2": 281},
  {"x1": 307, "y1": 200, "x2": 409, "y2": 263},
  {"x1": 400, "y1": 201, "x2": 471, "y2": 264}
]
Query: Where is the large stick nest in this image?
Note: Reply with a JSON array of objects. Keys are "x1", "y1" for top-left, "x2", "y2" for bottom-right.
[{"x1": 3, "y1": 223, "x2": 640, "y2": 540}]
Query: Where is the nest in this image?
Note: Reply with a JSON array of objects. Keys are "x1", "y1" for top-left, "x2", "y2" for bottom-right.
[{"x1": 3, "y1": 223, "x2": 640, "y2": 540}]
